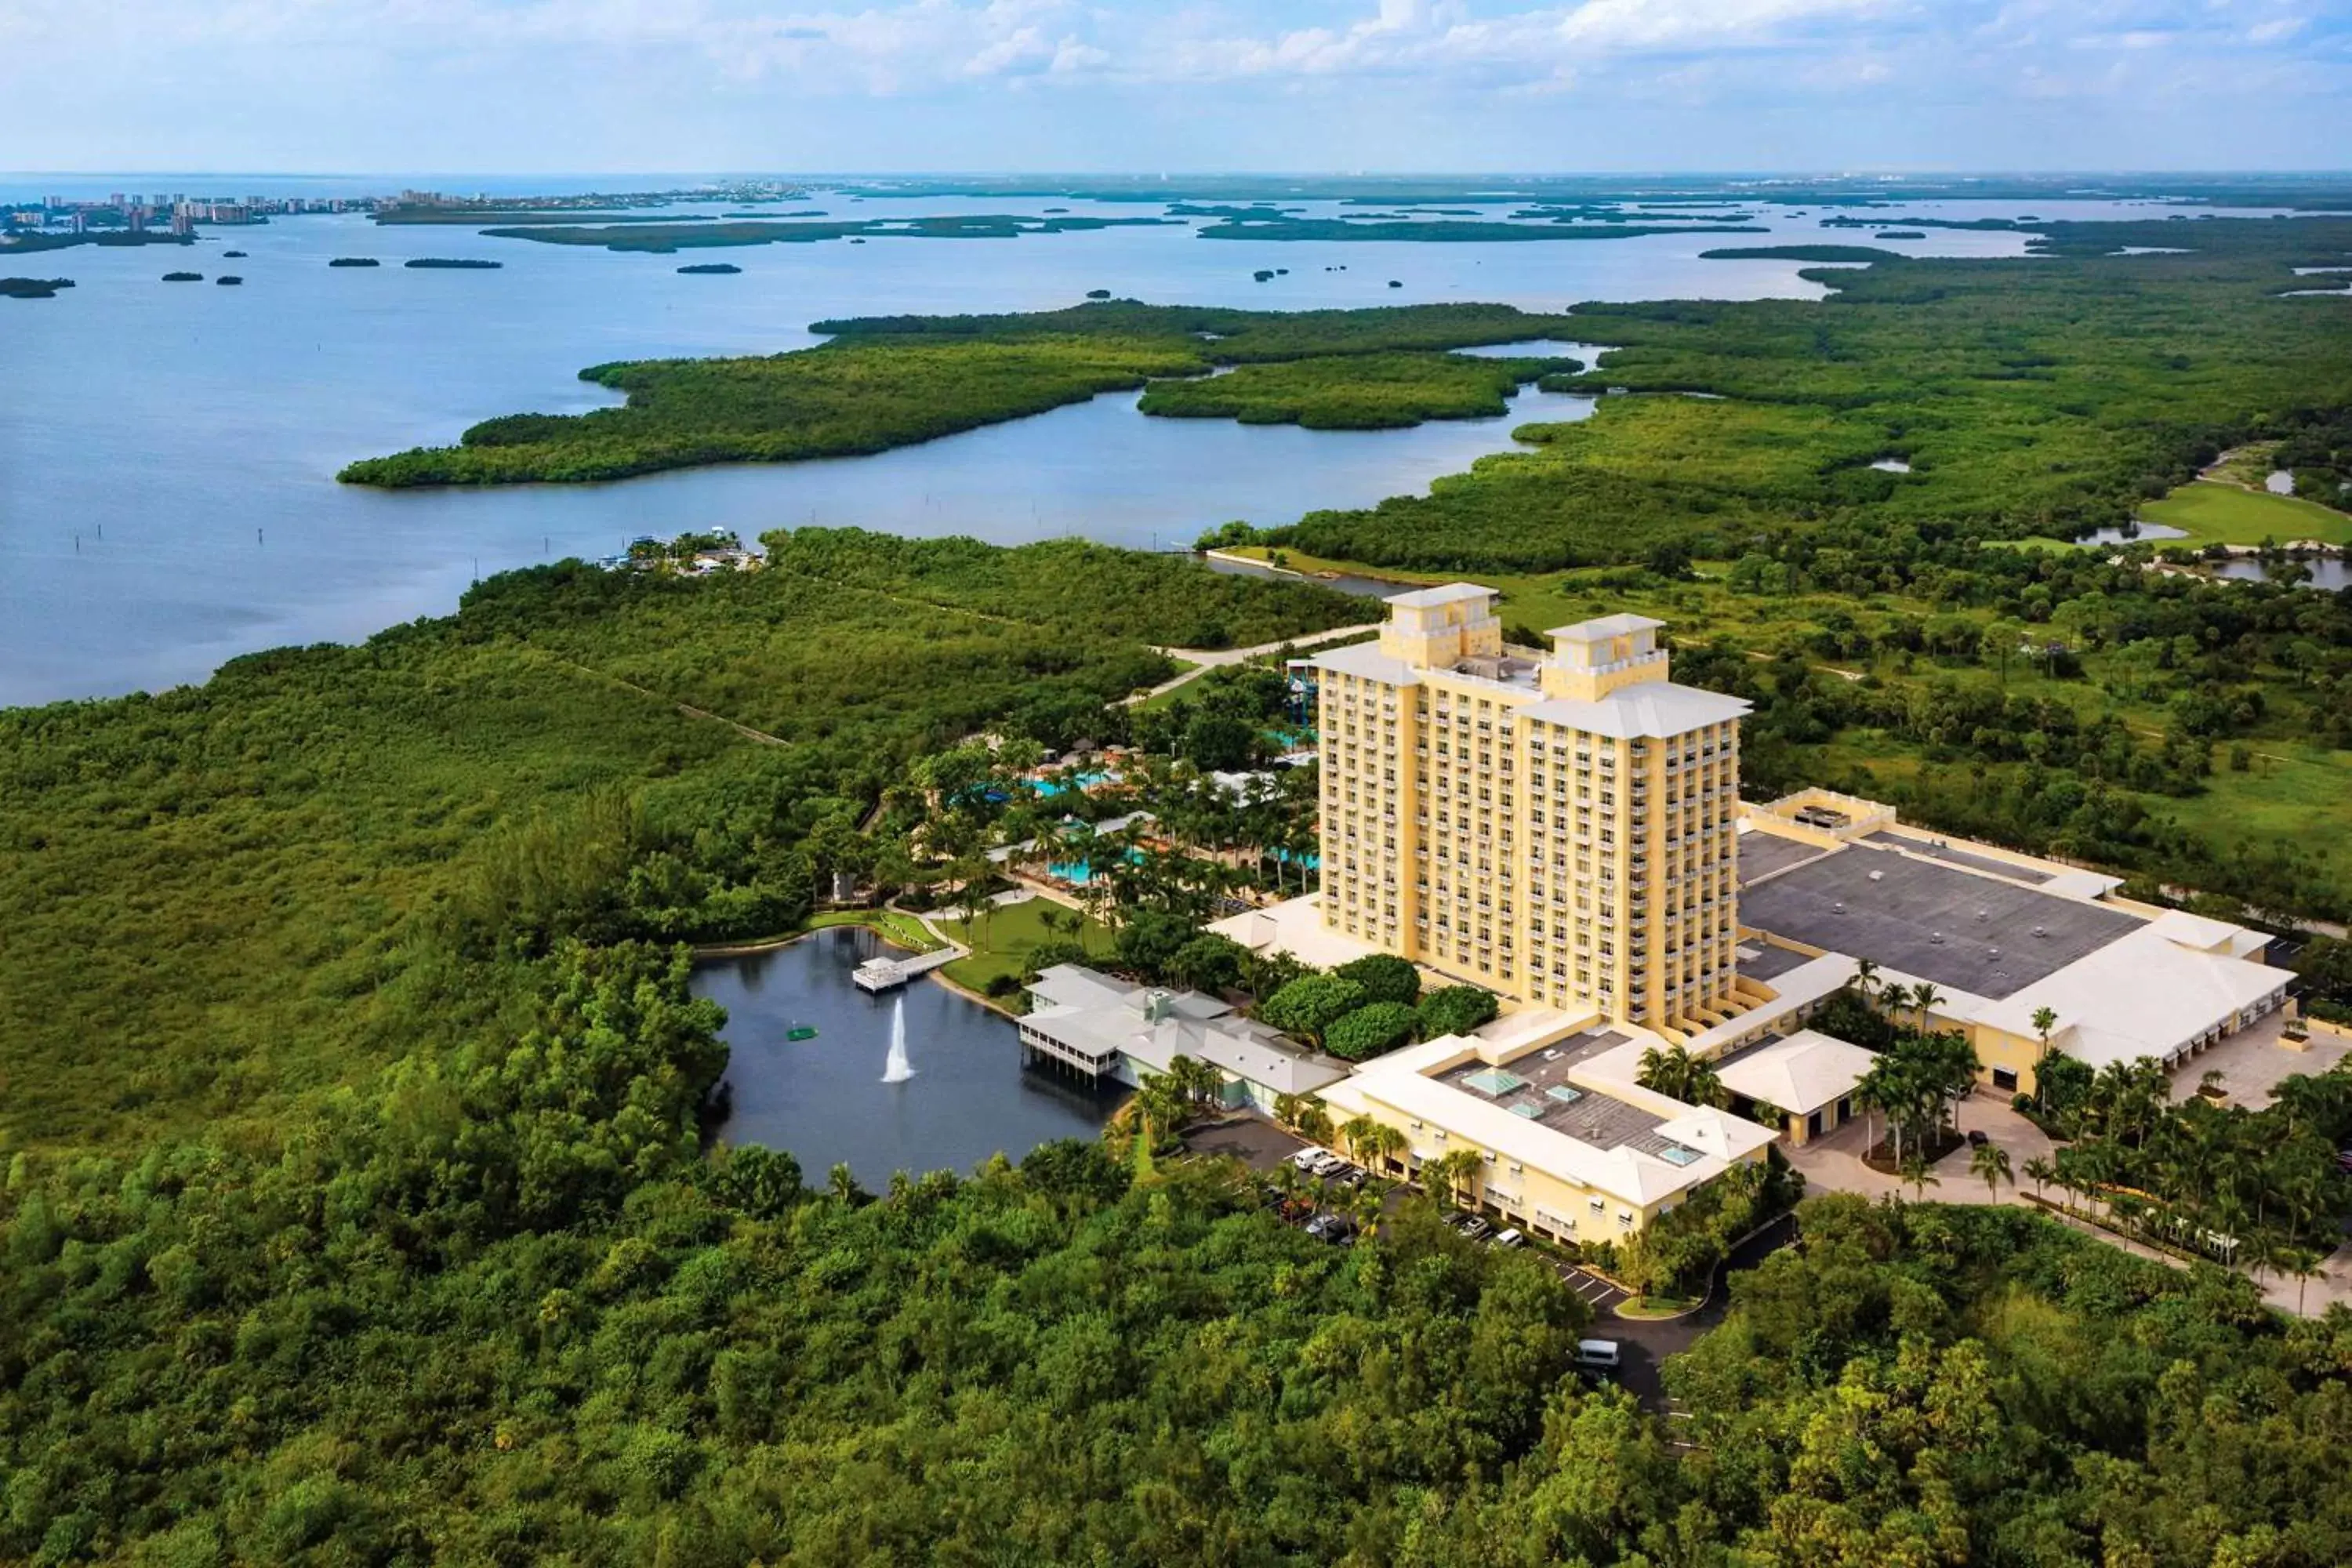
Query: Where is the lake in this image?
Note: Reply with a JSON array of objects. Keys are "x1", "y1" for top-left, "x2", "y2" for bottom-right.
[
  {"x1": 1, "y1": 183, "x2": 2287, "y2": 706},
  {"x1": 2211, "y1": 556, "x2": 2352, "y2": 591},
  {"x1": 692, "y1": 926, "x2": 1119, "y2": 1185}
]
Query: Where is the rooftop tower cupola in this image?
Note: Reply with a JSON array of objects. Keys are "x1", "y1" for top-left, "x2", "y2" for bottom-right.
[
  {"x1": 1376, "y1": 583, "x2": 1501, "y2": 670},
  {"x1": 1542, "y1": 614, "x2": 1669, "y2": 702}
]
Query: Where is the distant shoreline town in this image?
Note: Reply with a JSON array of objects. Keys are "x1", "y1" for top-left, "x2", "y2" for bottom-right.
[{"x1": 1, "y1": 182, "x2": 810, "y2": 240}]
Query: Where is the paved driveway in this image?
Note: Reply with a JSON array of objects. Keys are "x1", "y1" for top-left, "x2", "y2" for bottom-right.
[
  {"x1": 1782, "y1": 1091, "x2": 2059, "y2": 1205},
  {"x1": 1584, "y1": 1213, "x2": 1798, "y2": 1421}
]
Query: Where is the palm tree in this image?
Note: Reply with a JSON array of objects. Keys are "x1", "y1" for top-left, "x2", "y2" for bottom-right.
[
  {"x1": 1423, "y1": 1149, "x2": 1483, "y2": 1209},
  {"x1": 1853, "y1": 957, "x2": 1881, "y2": 1007},
  {"x1": 1361, "y1": 1122, "x2": 1410, "y2": 1175},
  {"x1": 1165, "y1": 1054, "x2": 1225, "y2": 1109},
  {"x1": 2289, "y1": 1247, "x2": 2325, "y2": 1316},
  {"x1": 1135, "y1": 1076, "x2": 1190, "y2": 1148},
  {"x1": 2023, "y1": 1154, "x2": 2056, "y2": 1199},
  {"x1": 1339, "y1": 1114, "x2": 1381, "y2": 1164},
  {"x1": 827, "y1": 1162, "x2": 866, "y2": 1207},
  {"x1": 2030, "y1": 1006, "x2": 2060, "y2": 1106},
  {"x1": 1271, "y1": 1092, "x2": 1305, "y2": 1131},
  {"x1": 2247, "y1": 1229, "x2": 2300, "y2": 1292},
  {"x1": 1899, "y1": 1151, "x2": 1940, "y2": 1202},
  {"x1": 1294, "y1": 1104, "x2": 1335, "y2": 1149},
  {"x1": 1969, "y1": 1141, "x2": 2013, "y2": 1203},
  {"x1": 1910, "y1": 982, "x2": 1947, "y2": 1033},
  {"x1": 1638, "y1": 1044, "x2": 1716, "y2": 1104}
]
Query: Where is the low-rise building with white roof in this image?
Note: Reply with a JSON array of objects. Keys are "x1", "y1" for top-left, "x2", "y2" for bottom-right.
[{"x1": 1019, "y1": 964, "x2": 1351, "y2": 1111}]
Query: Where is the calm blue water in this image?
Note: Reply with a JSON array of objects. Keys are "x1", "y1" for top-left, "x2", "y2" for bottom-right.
[
  {"x1": 693, "y1": 926, "x2": 1118, "y2": 1185},
  {"x1": 2212, "y1": 557, "x2": 2352, "y2": 590},
  {"x1": 0, "y1": 184, "x2": 2258, "y2": 706}
]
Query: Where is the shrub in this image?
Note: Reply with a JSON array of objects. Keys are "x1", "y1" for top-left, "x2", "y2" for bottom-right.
[
  {"x1": 1334, "y1": 953, "x2": 1421, "y2": 1007},
  {"x1": 1416, "y1": 984, "x2": 1498, "y2": 1040},
  {"x1": 1324, "y1": 1002, "x2": 1419, "y2": 1062},
  {"x1": 1258, "y1": 975, "x2": 1367, "y2": 1044}
]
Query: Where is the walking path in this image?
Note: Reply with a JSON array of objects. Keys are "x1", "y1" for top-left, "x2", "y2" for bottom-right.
[
  {"x1": 554, "y1": 656, "x2": 792, "y2": 747},
  {"x1": 1121, "y1": 622, "x2": 1383, "y2": 706}
]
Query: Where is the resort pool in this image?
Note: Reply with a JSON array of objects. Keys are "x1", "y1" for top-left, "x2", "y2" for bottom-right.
[
  {"x1": 1046, "y1": 848, "x2": 1148, "y2": 885},
  {"x1": 1033, "y1": 771, "x2": 1112, "y2": 797}
]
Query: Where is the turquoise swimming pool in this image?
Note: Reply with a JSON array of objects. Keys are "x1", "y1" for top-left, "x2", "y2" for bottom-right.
[
  {"x1": 1033, "y1": 771, "x2": 1112, "y2": 797},
  {"x1": 1046, "y1": 848, "x2": 1147, "y2": 885}
]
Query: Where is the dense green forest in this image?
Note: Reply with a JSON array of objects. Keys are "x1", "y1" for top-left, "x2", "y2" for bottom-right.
[
  {"x1": 7, "y1": 993, "x2": 2348, "y2": 1568},
  {"x1": 1276, "y1": 218, "x2": 2352, "y2": 570},
  {"x1": 1191, "y1": 216, "x2": 1769, "y2": 242},
  {"x1": 818, "y1": 173, "x2": 2352, "y2": 208},
  {"x1": 1695, "y1": 244, "x2": 1906, "y2": 262},
  {"x1": 339, "y1": 303, "x2": 1584, "y2": 486},
  {"x1": 480, "y1": 214, "x2": 1172, "y2": 252},
  {"x1": 1137, "y1": 351, "x2": 1563, "y2": 429},
  {"x1": 0, "y1": 532, "x2": 1356, "y2": 1153}
]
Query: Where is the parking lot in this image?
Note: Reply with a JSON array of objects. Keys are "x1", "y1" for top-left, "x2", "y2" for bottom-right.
[
  {"x1": 1184, "y1": 1114, "x2": 1311, "y2": 1172},
  {"x1": 1185, "y1": 1115, "x2": 1800, "y2": 1426},
  {"x1": 1551, "y1": 1259, "x2": 1629, "y2": 1316}
]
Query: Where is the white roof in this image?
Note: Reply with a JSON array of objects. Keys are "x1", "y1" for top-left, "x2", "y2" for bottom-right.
[
  {"x1": 1548, "y1": 613, "x2": 1664, "y2": 642},
  {"x1": 1384, "y1": 582, "x2": 1494, "y2": 610},
  {"x1": 1714, "y1": 1029, "x2": 1878, "y2": 1116},
  {"x1": 1022, "y1": 966, "x2": 1351, "y2": 1097},
  {"x1": 1308, "y1": 640, "x2": 1421, "y2": 684},
  {"x1": 1523, "y1": 682, "x2": 1751, "y2": 740},
  {"x1": 2144, "y1": 907, "x2": 2270, "y2": 958},
  {"x1": 1336, "y1": 1033, "x2": 1776, "y2": 1208},
  {"x1": 1206, "y1": 893, "x2": 1384, "y2": 970},
  {"x1": 1976, "y1": 924, "x2": 2289, "y2": 1071}
]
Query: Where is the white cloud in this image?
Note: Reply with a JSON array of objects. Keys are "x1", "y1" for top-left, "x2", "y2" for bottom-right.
[{"x1": 0, "y1": 0, "x2": 2339, "y2": 109}]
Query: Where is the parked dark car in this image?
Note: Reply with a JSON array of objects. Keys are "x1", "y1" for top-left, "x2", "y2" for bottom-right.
[
  {"x1": 1966, "y1": 1130, "x2": 1990, "y2": 1148},
  {"x1": 1304, "y1": 1212, "x2": 1356, "y2": 1245}
]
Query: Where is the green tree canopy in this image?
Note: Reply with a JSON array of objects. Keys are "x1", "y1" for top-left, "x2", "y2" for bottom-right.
[{"x1": 1333, "y1": 953, "x2": 1422, "y2": 1007}]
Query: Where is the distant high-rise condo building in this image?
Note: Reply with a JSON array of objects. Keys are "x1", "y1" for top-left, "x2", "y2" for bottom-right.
[{"x1": 1310, "y1": 586, "x2": 1749, "y2": 1035}]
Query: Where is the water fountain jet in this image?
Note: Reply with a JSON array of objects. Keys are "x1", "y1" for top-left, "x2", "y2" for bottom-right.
[{"x1": 881, "y1": 995, "x2": 915, "y2": 1083}]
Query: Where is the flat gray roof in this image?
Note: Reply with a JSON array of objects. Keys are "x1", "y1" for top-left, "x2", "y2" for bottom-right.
[
  {"x1": 1738, "y1": 830, "x2": 1832, "y2": 887},
  {"x1": 1435, "y1": 1029, "x2": 1689, "y2": 1153},
  {"x1": 1736, "y1": 942, "x2": 1817, "y2": 982},
  {"x1": 1861, "y1": 831, "x2": 2057, "y2": 887},
  {"x1": 1738, "y1": 845, "x2": 2143, "y2": 1000}
]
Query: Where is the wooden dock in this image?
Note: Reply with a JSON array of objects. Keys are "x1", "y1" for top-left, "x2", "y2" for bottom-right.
[{"x1": 851, "y1": 945, "x2": 963, "y2": 993}]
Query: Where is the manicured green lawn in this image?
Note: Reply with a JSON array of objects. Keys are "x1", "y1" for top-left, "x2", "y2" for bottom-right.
[
  {"x1": 808, "y1": 908, "x2": 944, "y2": 953},
  {"x1": 2140, "y1": 481, "x2": 2352, "y2": 546},
  {"x1": 935, "y1": 896, "x2": 1118, "y2": 995}
]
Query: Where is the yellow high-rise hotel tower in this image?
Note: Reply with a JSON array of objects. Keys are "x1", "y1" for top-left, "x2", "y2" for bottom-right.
[{"x1": 1310, "y1": 584, "x2": 1751, "y2": 1036}]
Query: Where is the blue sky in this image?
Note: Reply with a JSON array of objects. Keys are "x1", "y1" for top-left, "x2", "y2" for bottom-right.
[{"x1": 1, "y1": 0, "x2": 2344, "y2": 173}]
